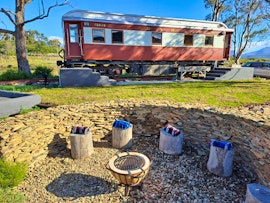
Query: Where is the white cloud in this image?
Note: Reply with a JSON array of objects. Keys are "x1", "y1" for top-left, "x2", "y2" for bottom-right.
[{"x1": 245, "y1": 40, "x2": 270, "y2": 53}]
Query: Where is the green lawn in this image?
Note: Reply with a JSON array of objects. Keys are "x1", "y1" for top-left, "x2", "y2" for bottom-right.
[{"x1": 1, "y1": 79, "x2": 269, "y2": 107}]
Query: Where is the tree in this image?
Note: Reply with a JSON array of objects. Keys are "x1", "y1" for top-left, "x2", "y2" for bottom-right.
[
  {"x1": 26, "y1": 30, "x2": 48, "y2": 54},
  {"x1": 224, "y1": 0, "x2": 270, "y2": 64},
  {"x1": 204, "y1": 0, "x2": 228, "y2": 21},
  {"x1": 48, "y1": 39, "x2": 61, "y2": 54},
  {"x1": 205, "y1": 0, "x2": 270, "y2": 64},
  {"x1": 0, "y1": 0, "x2": 69, "y2": 74},
  {"x1": 0, "y1": 33, "x2": 15, "y2": 55}
]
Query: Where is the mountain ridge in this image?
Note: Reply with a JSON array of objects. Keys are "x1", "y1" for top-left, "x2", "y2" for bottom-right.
[{"x1": 241, "y1": 47, "x2": 270, "y2": 59}]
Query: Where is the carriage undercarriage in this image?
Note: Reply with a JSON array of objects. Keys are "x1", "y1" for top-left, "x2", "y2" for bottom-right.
[{"x1": 57, "y1": 59, "x2": 223, "y2": 79}]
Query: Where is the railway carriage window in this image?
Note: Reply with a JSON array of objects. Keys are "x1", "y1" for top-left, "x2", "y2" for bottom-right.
[
  {"x1": 152, "y1": 32, "x2": 162, "y2": 44},
  {"x1": 69, "y1": 24, "x2": 78, "y2": 43},
  {"x1": 205, "y1": 36, "x2": 214, "y2": 46},
  {"x1": 184, "y1": 35, "x2": 193, "y2": 46},
  {"x1": 112, "y1": 30, "x2": 123, "y2": 43},
  {"x1": 93, "y1": 29, "x2": 105, "y2": 43}
]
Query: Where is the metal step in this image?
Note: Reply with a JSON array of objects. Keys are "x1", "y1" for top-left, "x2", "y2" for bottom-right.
[
  {"x1": 214, "y1": 68, "x2": 232, "y2": 71},
  {"x1": 204, "y1": 76, "x2": 216, "y2": 80},
  {"x1": 210, "y1": 70, "x2": 228, "y2": 74},
  {"x1": 204, "y1": 68, "x2": 232, "y2": 80},
  {"x1": 206, "y1": 73, "x2": 222, "y2": 77}
]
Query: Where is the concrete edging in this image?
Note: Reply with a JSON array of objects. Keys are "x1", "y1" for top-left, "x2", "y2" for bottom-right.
[{"x1": 0, "y1": 90, "x2": 41, "y2": 117}]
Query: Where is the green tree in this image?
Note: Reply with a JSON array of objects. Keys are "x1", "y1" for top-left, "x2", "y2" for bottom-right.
[
  {"x1": 48, "y1": 39, "x2": 61, "y2": 54},
  {"x1": 205, "y1": 0, "x2": 270, "y2": 64},
  {"x1": 0, "y1": 0, "x2": 69, "y2": 74},
  {"x1": 0, "y1": 33, "x2": 15, "y2": 55},
  {"x1": 26, "y1": 30, "x2": 51, "y2": 54}
]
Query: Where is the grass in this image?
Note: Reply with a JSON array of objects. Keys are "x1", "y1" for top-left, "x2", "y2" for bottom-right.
[
  {"x1": 0, "y1": 159, "x2": 27, "y2": 203},
  {"x1": 29, "y1": 80, "x2": 270, "y2": 107},
  {"x1": 0, "y1": 188, "x2": 25, "y2": 203},
  {"x1": 19, "y1": 106, "x2": 42, "y2": 115},
  {"x1": 0, "y1": 79, "x2": 269, "y2": 107},
  {"x1": 0, "y1": 159, "x2": 27, "y2": 188},
  {"x1": 0, "y1": 55, "x2": 60, "y2": 76},
  {"x1": 0, "y1": 55, "x2": 269, "y2": 108}
]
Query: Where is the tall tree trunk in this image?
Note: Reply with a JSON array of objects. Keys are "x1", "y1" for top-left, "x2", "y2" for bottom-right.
[
  {"x1": 15, "y1": 24, "x2": 30, "y2": 74},
  {"x1": 15, "y1": 0, "x2": 30, "y2": 74},
  {"x1": 212, "y1": 0, "x2": 220, "y2": 21}
]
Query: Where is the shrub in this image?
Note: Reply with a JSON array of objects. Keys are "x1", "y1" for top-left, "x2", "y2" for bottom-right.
[
  {"x1": 0, "y1": 159, "x2": 27, "y2": 188},
  {"x1": 0, "y1": 69, "x2": 31, "y2": 81},
  {"x1": 32, "y1": 66, "x2": 53, "y2": 78}
]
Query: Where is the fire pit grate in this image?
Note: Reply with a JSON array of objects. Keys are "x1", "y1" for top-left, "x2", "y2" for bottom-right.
[
  {"x1": 114, "y1": 155, "x2": 145, "y2": 171},
  {"x1": 107, "y1": 152, "x2": 152, "y2": 196}
]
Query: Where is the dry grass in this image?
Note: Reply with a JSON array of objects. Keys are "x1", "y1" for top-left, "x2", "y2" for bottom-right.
[{"x1": 0, "y1": 55, "x2": 61, "y2": 76}]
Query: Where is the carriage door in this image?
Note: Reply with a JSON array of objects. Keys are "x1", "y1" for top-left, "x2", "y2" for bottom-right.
[
  {"x1": 66, "y1": 23, "x2": 83, "y2": 59},
  {"x1": 223, "y1": 33, "x2": 231, "y2": 59}
]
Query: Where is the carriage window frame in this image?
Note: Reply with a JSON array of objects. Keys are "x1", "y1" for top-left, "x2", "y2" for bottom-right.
[
  {"x1": 112, "y1": 30, "x2": 123, "y2": 44},
  {"x1": 205, "y1": 36, "x2": 214, "y2": 46},
  {"x1": 152, "y1": 32, "x2": 162, "y2": 45},
  {"x1": 92, "y1": 29, "x2": 105, "y2": 43},
  {"x1": 69, "y1": 24, "x2": 79, "y2": 43},
  {"x1": 184, "y1": 35, "x2": 193, "y2": 46}
]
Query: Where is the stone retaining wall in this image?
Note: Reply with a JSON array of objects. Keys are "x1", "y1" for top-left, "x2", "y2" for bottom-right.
[{"x1": 0, "y1": 100, "x2": 269, "y2": 186}]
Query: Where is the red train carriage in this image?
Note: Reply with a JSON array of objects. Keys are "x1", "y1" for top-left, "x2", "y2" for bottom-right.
[{"x1": 57, "y1": 10, "x2": 233, "y2": 74}]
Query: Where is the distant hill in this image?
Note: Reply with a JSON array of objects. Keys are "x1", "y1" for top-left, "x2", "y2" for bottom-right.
[{"x1": 242, "y1": 47, "x2": 270, "y2": 59}]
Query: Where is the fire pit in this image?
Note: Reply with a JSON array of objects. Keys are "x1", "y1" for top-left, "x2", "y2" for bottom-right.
[{"x1": 106, "y1": 151, "x2": 151, "y2": 195}]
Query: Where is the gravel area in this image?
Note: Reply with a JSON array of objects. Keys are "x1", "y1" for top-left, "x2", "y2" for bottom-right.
[
  {"x1": 1, "y1": 99, "x2": 267, "y2": 203},
  {"x1": 14, "y1": 100, "x2": 261, "y2": 203},
  {"x1": 17, "y1": 140, "x2": 255, "y2": 203}
]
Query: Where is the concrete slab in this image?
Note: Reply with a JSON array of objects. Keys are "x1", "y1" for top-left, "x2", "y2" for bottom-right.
[{"x1": 0, "y1": 90, "x2": 41, "y2": 118}]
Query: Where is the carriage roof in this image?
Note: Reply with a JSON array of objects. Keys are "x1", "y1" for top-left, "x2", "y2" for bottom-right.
[{"x1": 63, "y1": 10, "x2": 233, "y2": 32}]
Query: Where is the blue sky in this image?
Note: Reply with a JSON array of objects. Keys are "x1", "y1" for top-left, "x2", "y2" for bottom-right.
[{"x1": 0, "y1": 0, "x2": 269, "y2": 53}]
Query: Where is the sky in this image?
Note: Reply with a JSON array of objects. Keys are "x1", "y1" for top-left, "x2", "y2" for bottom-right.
[{"x1": 0, "y1": 0, "x2": 269, "y2": 53}]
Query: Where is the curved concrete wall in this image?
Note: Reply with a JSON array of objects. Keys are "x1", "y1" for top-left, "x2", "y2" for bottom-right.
[{"x1": 0, "y1": 90, "x2": 41, "y2": 117}]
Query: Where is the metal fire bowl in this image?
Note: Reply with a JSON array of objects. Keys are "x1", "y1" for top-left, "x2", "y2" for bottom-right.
[{"x1": 107, "y1": 152, "x2": 151, "y2": 186}]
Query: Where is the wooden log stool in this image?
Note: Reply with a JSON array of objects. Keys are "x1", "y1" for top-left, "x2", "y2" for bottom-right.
[
  {"x1": 207, "y1": 139, "x2": 234, "y2": 177},
  {"x1": 159, "y1": 124, "x2": 183, "y2": 155},
  {"x1": 69, "y1": 126, "x2": 93, "y2": 159},
  {"x1": 112, "y1": 120, "x2": 132, "y2": 149}
]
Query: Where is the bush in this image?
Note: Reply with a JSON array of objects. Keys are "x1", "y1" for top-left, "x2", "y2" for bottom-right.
[
  {"x1": 0, "y1": 69, "x2": 31, "y2": 81},
  {"x1": 32, "y1": 66, "x2": 53, "y2": 78},
  {"x1": 0, "y1": 159, "x2": 27, "y2": 188}
]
